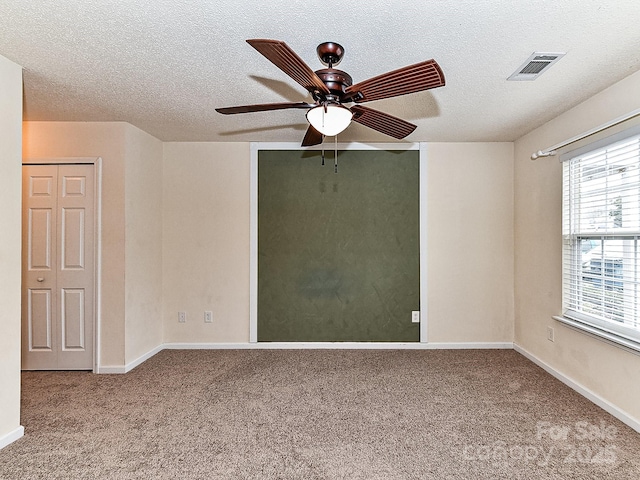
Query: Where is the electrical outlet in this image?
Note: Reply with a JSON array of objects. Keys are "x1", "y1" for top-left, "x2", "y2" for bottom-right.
[
  {"x1": 178, "y1": 311, "x2": 186, "y2": 323},
  {"x1": 547, "y1": 326, "x2": 555, "y2": 342},
  {"x1": 411, "y1": 311, "x2": 420, "y2": 323},
  {"x1": 204, "y1": 311, "x2": 213, "y2": 323}
]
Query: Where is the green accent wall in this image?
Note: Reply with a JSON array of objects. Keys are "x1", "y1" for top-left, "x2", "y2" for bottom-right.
[{"x1": 258, "y1": 149, "x2": 420, "y2": 342}]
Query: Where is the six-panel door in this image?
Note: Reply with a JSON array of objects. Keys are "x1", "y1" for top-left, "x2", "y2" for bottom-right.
[{"x1": 22, "y1": 164, "x2": 94, "y2": 370}]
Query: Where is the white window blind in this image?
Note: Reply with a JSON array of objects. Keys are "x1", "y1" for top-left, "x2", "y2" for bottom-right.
[{"x1": 562, "y1": 132, "x2": 640, "y2": 347}]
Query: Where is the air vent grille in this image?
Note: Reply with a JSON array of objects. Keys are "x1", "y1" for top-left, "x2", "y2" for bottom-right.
[
  {"x1": 520, "y1": 61, "x2": 551, "y2": 75},
  {"x1": 508, "y1": 52, "x2": 565, "y2": 81}
]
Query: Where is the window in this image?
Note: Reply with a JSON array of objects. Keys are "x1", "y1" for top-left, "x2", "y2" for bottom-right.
[{"x1": 561, "y1": 130, "x2": 640, "y2": 350}]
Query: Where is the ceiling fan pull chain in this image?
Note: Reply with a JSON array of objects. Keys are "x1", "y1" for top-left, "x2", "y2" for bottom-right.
[
  {"x1": 334, "y1": 135, "x2": 338, "y2": 173},
  {"x1": 321, "y1": 149, "x2": 325, "y2": 166}
]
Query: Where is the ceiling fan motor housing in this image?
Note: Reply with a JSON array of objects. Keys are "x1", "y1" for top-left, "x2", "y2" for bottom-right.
[{"x1": 314, "y1": 69, "x2": 353, "y2": 99}]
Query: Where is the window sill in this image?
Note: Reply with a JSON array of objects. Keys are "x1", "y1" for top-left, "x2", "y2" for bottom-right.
[{"x1": 553, "y1": 315, "x2": 640, "y2": 356}]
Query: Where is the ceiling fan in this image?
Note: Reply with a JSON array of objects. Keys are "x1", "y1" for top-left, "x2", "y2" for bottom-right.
[{"x1": 216, "y1": 39, "x2": 445, "y2": 146}]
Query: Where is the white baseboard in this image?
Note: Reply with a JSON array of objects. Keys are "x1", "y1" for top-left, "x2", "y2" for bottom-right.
[
  {"x1": 95, "y1": 365, "x2": 127, "y2": 374},
  {"x1": 0, "y1": 426, "x2": 24, "y2": 450},
  {"x1": 124, "y1": 344, "x2": 164, "y2": 372},
  {"x1": 96, "y1": 344, "x2": 164, "y2": 374},
  {"x1": 163, "y1": 342, "x2": 256, "y2": 350},
  {"x1": 514, "y1": 343, "x2": 640, "y2": 434},
  {"x1": 423, "y1": 342, "x2": 513, "y2": 349},
  {"x1": 98, "y1": 341, "x2": 514, "y2": 372},
  {"x1": 163, "y1": 341, "x2": 514, "y2": 350}
]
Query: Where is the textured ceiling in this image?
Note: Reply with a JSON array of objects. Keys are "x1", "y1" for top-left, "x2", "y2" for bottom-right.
[{"x1": 1, "y1": 0, "x2": 640, "y2": 143}]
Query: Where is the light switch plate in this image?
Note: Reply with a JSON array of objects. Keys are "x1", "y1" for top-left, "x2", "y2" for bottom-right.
[{"x1": 412, "y1": 311, "x2": 420, "y2": 323}]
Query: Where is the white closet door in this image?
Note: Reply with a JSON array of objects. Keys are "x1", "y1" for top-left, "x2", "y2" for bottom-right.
[{"x1": 22, "y1": 164, "x2": 94, "y2": 370}]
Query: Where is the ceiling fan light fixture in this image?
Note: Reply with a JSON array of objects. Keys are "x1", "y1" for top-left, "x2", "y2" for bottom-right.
[{"x1": 306, "y1": 104, "x2": 353, "y2": 137}]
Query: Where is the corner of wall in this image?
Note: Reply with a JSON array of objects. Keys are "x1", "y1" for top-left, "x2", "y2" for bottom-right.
[
  {"x1": 123, "y1": 125, "x2": 164, "y2": 364},
  {"x1": 0, "y1": 53, "x2": 24, "y2": 448}
]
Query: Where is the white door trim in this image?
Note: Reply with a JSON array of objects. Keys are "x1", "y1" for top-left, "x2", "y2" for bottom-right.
[
  {"x1": 23, "y1": 157, "x2": 102, "y2": 373},
  {"x1": 249, "y1": 143, "x2": 425, "y2": 344},
  {"x1": 419, "y1": 143, "x2": 428, "y2": 343}
]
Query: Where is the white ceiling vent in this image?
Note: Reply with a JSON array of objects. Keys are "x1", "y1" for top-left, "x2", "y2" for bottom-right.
[{"x1": 508, "y1": 52, "x2": 565, "y2": 81}]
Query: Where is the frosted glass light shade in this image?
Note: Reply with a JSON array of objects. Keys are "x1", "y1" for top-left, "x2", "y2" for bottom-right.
[{"x1": 306, "y1": 104, "x2": 353, "y2": 136}]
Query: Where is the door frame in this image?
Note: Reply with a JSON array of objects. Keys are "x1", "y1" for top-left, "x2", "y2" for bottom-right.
[
  {"x1": 22, "y1": 157, "x2": 102, "y2": 372},
  {"x1": 249, "y1": 142, "x2": 428, "y2": 344}
]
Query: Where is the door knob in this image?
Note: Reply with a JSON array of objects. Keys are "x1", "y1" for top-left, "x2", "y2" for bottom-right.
[{"x1": 37, "y1": 277, "x2": 45, "y2": 282}]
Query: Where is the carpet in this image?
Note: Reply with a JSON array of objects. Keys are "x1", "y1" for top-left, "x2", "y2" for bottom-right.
[{"x1": 1, "y1": 349, "x2": 639, "y2": 479}]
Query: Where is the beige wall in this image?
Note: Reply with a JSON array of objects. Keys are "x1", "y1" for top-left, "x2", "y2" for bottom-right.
[
  {"x1": 23, "y1": 122, "x2": 128, "y2": 367},
  {"x1": 0, "y1": 55, "x2": 23, "y2": 445},
  {"x1": 161, "y1": 142, "x2": 513, "y2": 344},
  {"x1": 514, "y1": 69, "x2": 640, "y2": 422},
  {"x1": 124, "y1": 126, "x2": 164, "y2": 364},
  {"x1": 427, "y1": 143, "x2": 515, "y2": 342},
  {"x1": 162, "y1": 143, "x2": 251, "y2": 343},
  {"x1": 22, "y1": 121, "x2": 164, "y2": 369}
]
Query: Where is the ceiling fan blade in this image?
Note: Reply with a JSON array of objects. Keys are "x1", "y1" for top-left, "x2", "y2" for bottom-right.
[
  {"x1": 301, "y1": 125, "x2": 324, "y2": 146},
  {"x1": 215, "y1": 102, "x2": 314, "y2": 115},
  {"x1": 350, "y1": 105, "x2": 417, "y2": 139},
  {"x1": 345, "y1": 60, "x2": 445, "y2": 103},
  {"x1": 247, "y1": 39, "x2": 330, "y2": 95}
]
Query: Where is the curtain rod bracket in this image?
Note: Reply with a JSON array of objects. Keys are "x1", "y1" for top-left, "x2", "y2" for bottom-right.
[{"x1": 530, "y1": 150, "x2": 556, "y2": 160}]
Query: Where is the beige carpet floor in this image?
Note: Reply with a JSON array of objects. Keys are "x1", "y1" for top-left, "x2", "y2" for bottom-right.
[{"x1": 1, "y1": 349, "x2": 639, "y2": 479}]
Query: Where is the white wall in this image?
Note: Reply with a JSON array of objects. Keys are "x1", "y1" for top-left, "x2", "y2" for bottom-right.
[
  {"x1": 162, "y1": 143, "x2": 251, "y2": 343},
  {"x1": 514, "y1": 69, "x2": 640, "y2": 423},
  {"x1": 0, "y1": 54, "x2": 23, "y2": 447}
]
